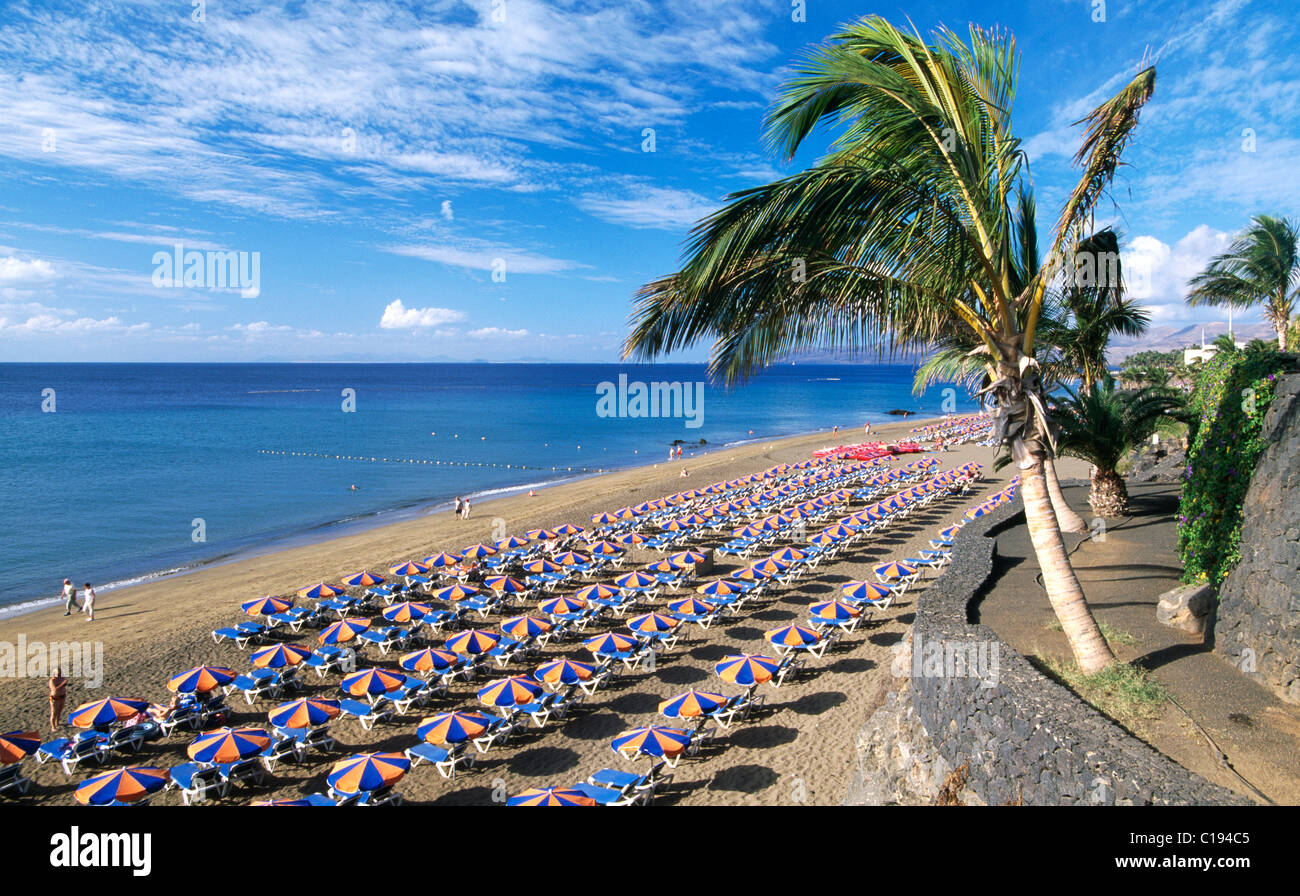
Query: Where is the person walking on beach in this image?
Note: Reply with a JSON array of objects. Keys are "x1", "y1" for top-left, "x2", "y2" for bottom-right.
[
  {"x1": 61, "y1": 579, "x2": 77, "y2": 616},
  {"x1": 48, "y1": 668, "x2": 67, "y2": 732},
  {"x1": 82, "y1": 583, "x2": 96, "y2": 621},
  {"x1": 462, "y1": 499, "x2": 471, "y2": 519},
  {"x1": 454, "y1": 496, "x2": 464, "y2": 519}
]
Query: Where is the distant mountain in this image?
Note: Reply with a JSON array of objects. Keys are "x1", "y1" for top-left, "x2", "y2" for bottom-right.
[{"x1": 1108, "y1": 321, "x2": 1276, "y2": 361}]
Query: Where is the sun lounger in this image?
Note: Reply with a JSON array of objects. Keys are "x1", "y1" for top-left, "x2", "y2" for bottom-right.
[
  {"x1": 571, "y1": 781, "x2": 646, "y2": 806},
  {"x1": 338, "y1": 698, "x2": 393, "y2": 730},
  {"x1": 217, "y1": 757, "x2": 267, "y2": 789},
  {"x1": 228, "y1": 671, "x2": 282, "y2": 704},
  {"x1": 168, "y1": 762, "x2": 229, "y2": 804},
  {"x1": 706, "y1": 690, "x2": 765, "y2": 728},
  {"x1": 39, "y1": 733, "x2": 110, "y2": 776},
  {"x1": 304, "y1": 646, "x2": 358, "y2": 677},
  {"x1": 106, "y1": 719, "x2": 161, "y2": 754},
  {"x1": 357, "y1": 786, "x2": 405, "y2": 806},
  {"x1": 406, "y1": 741, "x2": 476, "y2": 778},
  {"x1": 0, "y1": 764, "x2": 31, "y2": 798},
  {"x1": 211, "y1": 627, "x2": 262, "y2": 649},
  {"x1": 471, "y1": 716, "x2": 520, "y2": 753},
  {"x1": 259, "y1": 735, "x2": 303, "y2": 771},
  {"x1": 586, "y1": 764, "x2": 672, "y2": 802}
]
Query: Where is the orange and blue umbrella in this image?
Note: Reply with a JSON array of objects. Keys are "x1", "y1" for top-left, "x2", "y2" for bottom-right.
[
  {"x1": 68, "y1": 697, "x2": 149, "y2": 728},
  {"x1": 187, "y1": 727, "x2": 272, "y2": 763},
  {"x1": 668, "y1": 597, "x2": 717, "y2": 616},
  {"x1": 0, "y1": 730, "x2": 40, "y2": 764},
  {"x1": 328, "y1": 752, "x2": 409, "y2": 794},
  {"x1": 874, "y1": 561, "x2": 918, "y2": 580},
  {"x1": 714, "y1": 654, "x2": 780, "y2": 686},
  {"x1": 501, "y1": 615, "x2": 552, "y2": 639},
  {"x1": 589, "y1": 539, "x2": 626, "y2": 555},
  {"x1": 75, "y1": 767, "x2": 167, "y2": 805},
  {"x1": 318, "y1": 617, "x2": 371, "y2": 645},
  {"x1": 390, "y1": 561, "x2": 431, "y2": 577},
  {"x1": 478, "y1": 675, "x2": 543, "y2": 709},
  {"x1": 748, "y1": 558, "x2": 790, "y2": 576},
  {"x1": 810, "y1": 600, "x2": 861, "y2": 622},
  {"x1": 399, "y1": 647, "x2": 459, "y2": 674},
  {"x1": 765, "y1": 624, "x2": 822, "y2": 648},
  {"x1": 423, "y1": 551, "x2": 463, "y2": 569},
  {"x1": 533, "y1": 658, "x2": 596, "y2": 687},
  {"x1": 341, "y1": 668, "x2": 405, "y2": 698},
  {"x1": 584, "y1": 632, "x2": 638, "y2": 655},
  {"x1": 554, "y1": 523, "x2": 584, "y2": 536},
  {"x1": 297, "y1": 582, "x2": 346, "y2": 600},
  {"x1": 269, "y1": 698, "x2": 340, "y2": 729},
  {"x1": 646, "y1": 558, "x2": 683, "y2": 573},
  {"x1": 445, "y1": 629, "x2": 501, "y2": 655},
  {"x1": 627, "y1": 612, "x2": 679, "y2": 634},
  {"x1": 770, "y1": 547, "x2": 808, "y2": 563},
  {"x1": 696, "y1": 579, "x2": 744, "y2": 597},
  {"x1": 242, "y1": 595, "x2": 292, "y2": 617},
  {"x1": 342, "y1": 571, "x2": 386, "y2": 588},
  {"x1": 434, "y1": 583, "x2": 479, "y2": 602},
  {"x1": 461, "y1": 543, "x2": 498, "y2": 559},
  {"x1": 612, "y1": 532, "x2": 647, "y2": 546},
  {"x1": 167, "y1": 665, "x2": 236, "y2": 694},
  {"x1": 552, "y1": 551, "x2": 591, "y2": 567},
  {"x1": 615, "y1": 571, "x2": 658, "y2": 590},
  {"x1": 841, "y1": 581, "x2": 893, "y2": 603},
  {"x1": 539, "y1": 595, "x2": 587, "y2": 616},
  {"x1": 418, "y1": 711, "x2": 492, "y2": 745},
  {"x1": 251, "y1": 643, "x2": 313, "y2": 669},
  {"x1": 669, "y1": 550, "x2": 707, "y2": 566},
  {"x1": 485, "y1": 575, "x2": 527, "y2": 594},
  {"x1": 611, "y1": 726, "x2": 692, "y2": 760},
  {"x1": 383, "y1": 601, "x2": 434, "y2": 624},
  {"x1": 659, "y1": 689, "x2": 727, "y2": 719},
  {"x1": 525, "y1": 528, "x2": 560, "y2": 541},
  {"x1": 508, "y1": 787, "x2": 596, "y2": 806},
  {"x1": 496, "y1": 535, "x2": 530, "y2": 550},
  {"x1": 575, "y1": 583, "x2": 619, "y2": 602},
  {"x1": 523, "y1": 558, "x2": 563, "y2": 574}
]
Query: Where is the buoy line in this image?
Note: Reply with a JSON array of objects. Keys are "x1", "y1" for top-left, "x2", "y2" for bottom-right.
[{"x1": 255, "y1": 449, "x2": 615, "y2": 474}]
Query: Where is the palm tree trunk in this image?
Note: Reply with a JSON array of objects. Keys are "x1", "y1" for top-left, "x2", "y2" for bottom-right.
[
  {"x1": 1043, "y1": 455, "x2": 1088, "y2": 533},
  {"x1": 1020, "y1": 456, "x2": 1116, "y2": 674},
  {"x1": 1088, "y1": 466, "x2": 1130, "y2": 517}
]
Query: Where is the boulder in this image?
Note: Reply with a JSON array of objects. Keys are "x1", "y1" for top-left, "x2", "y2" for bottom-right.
[{"x1": 1156, "y1": 583, "x2": 1216, "y2": 637}]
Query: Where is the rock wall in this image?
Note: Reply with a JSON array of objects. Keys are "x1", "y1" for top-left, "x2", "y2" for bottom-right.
[{"x1": 1214, "y1": 373, "x2": 1300, "y2": 704}]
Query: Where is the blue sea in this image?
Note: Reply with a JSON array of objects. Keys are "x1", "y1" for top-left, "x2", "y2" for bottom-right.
[{"x1": 0, "y1": 362, "x2": 980, "y2": 614}]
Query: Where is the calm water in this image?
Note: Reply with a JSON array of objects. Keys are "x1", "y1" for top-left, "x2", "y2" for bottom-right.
[{"x1": 0, "y1": 362, "x2": 979, "y2": 613}]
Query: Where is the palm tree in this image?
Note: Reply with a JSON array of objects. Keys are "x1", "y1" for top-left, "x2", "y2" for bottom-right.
[
  {"x1": 1187, "y1": 214, "x2": 1299, "y2": 351},
  {"x1": 1055, "y1": 377, "x2": 1185, "y2": 516},
  {"x1": 624, "y1": 17, "x2": 1157, "y2": 674}
]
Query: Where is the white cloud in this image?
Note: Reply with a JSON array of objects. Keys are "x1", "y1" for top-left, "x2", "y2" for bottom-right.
[
  {"x1": 467, "y1": 326, "x2": 529, "y2": 338},
  {"x1": 379, "y1": 299, "x2": 468, "y2": 329},
  {"x1": 0, "y1": 256, "x2": 57, "y2": 284},
  {"x1": 1123, "y1": 224, "x2": 1234, "y2": 325},
  {"x1": 577, "y1": 185, "x2": 719, "y2": 230},
  {"x1": 385, "y1": 244, "x2": 575, "y2": 275},
  {"x1": 441, "y1": 200, "x2": 454, "y2": 222}
]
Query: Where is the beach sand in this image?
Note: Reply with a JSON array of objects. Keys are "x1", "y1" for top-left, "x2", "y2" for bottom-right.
[{"x1": 1, "y1": 417, "x2": 1059, "y2": 805}]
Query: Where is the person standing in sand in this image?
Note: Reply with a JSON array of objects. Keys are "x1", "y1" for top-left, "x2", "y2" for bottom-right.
[
  {"x1": 48, "y1": 669, "x2": 67, "y2": 732},
  {"x1": 454, "y1": 496, "x2": 464, "y2": 519},
  {"x1": 462, "y1": 499, "x2": 472, "y2": 519},
  {"x1": 61, "y1": 579, "x2": 77, "y2": 616},
  {"x1": 82, "y1": 582, "x2": 96, "y2": 621}
]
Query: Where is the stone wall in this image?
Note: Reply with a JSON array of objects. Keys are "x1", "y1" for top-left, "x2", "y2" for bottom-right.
[
  {"x1": 1214, "y1": 373, "x2": 1300, "y2": 704},
  {"x1": 883, "y1": 501, "x2": 1248, "y2": 805}
]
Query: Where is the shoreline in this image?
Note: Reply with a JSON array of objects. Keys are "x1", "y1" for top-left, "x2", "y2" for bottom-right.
[{"x1": 0, "y1": 417, "x2": 939, "y2": 623}]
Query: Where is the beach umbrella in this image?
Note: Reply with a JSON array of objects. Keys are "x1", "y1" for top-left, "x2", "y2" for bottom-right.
[
  {"x1": 341, "y1": 668, "x2": 405, "y2": 699},
  {"x1": 242, "y1": 595, "x2": 292, "y2": 617},
  {"x1": 874, "y1": 561, "x2": 918, "y2": 580},
  {"x1": 389, "y1": 561, "x2": 431, "y2": 577},
  {"x1": 749, "y1": 558, "x2": 790, "y2": 576},
  {"x1": 0, "y1": 730, "x2": 40, "y2": 764},
  {"x1": 614, "y1": 571, "x2": 658, "y2": 590},
  {"x1": 445, "y1": 629, "x2": 501, "y2": 655},
  {"x1": 695, "y1": 580, "x2": 744, "y2": 598},
  {"x1": 433, "y1": 583, "x2": 478, "y2": 602},
  {"x1": 268, "y1": 698, "x2": 340, "y2": 730},
  {"x1": 250, "y1": 644, "x2": 313, "y2": 669},
  {"x1": 667, "y1": 596, "x2": 717, "y2": 617},
  {"x1": 810, "y1": 600, "x2": 861, "y2": 623},
  {"x1": 477, "y1": 675, "x2": 543, "y2": 710},
  {"x1": 342, "y1": 571, "x2": 386, "y2": 588},
  {"x1": 507, "y1": 786, "x2": 597, "y2": 806},
  {"x1": 659, "y1": 519, "x2": 690, "y2": 532},
  {"x1": 461, "y1": 543, "x2": 498, "y2": 559},
  {"x1": 613, "y1": 532, "x2": 648, "y2": 546},
  {"x1": 525, "y1": 528, "x2": 560, "y2": 541},
  {"x1": 417, "y1": 711, "x2": 493, "y2": 745},
  {"x1": 495, "y1": 535, "x2": 530, "y2": 550},
  {"x1": 383, "y1": 601, "x2": 434, "y2": 624},
  {"x1": 588, "y1": 539, "x2": 627, "y2": 555},
  {"x1": 552, "y1": 551, "x2": 591, "y2": 567},
  {"x1": 627, "y1": 612, "x2": 680, "y2": 634},
  {"x1": 423, "y1": 552, "x2": 464, "y2": 569},
  {"x1": 167, "y1": 665, "x2": 236, "y2": 694},
  {"x1": 68, "y1": 698, "x2": 149, "y2": 729},
  {"x1": 764, "y1": 624, "x2": 823, "y2": 649},
  {"x1": 714, "y1": 654, "x2": 780, "y2": 687},
  {"x1": 841, "y1": 581, "x2": 894, "y2": 603},
  {"x1": 611, "y1": 726, "x2": 692, "y2": 761},
  {"x1": 584, "y1": 632, "x2": 638, "y2": 656},
  {"x1": 328, "y1": 752, "x2": 409, "y2": 794},
  {"x1": 318, "y1": 617, "x2": 371, "y2": 646},
  {"x1": 75, "y1": 767, "x2": 167, "y2": 805},
  {"x1": 646, "y1": 558, "x2": 684, "y2": 573},
  {"x1": 732, "y1": 524, "x2": 765, "y2": 538},
  {"x1": 522, "y1": 558, "x2": 563, "y2": 574},
  {"x1": 500, "y1": 615, "x2": 552, "y2": 639},
  {"x1": 553, "y1": 523, "x2": 584, "y2": 536},
  {"x1": 539, "y1": 595, "x2": 587, "y2": 616},
  {"x1": 187, "y1": 727, "x2": 272, "y2": 763},
  {"x1": 533, "y1": 658, "x2": 596, "y2": 687},
  {"x1": 575, "y1": 583, "x2": 619, "y2": 602},
  {"x1": 399, "y1": 647, "x2": 459, "y2": 674},
  {"x1": 590, "y1": 512, "x2": 622, "y2": 525},
  {"x1": 820, "y1": 524, "x2": 856, "y2": 540},
  {"x1": 484, "y1": 575, "x2": 528, "y2": 594},
  {"x1": 658, "y1": 689, "x2": 727, "y2": 719},
  {"x1": 297, "y1": 582, "x2": 346, "y2": 600}
]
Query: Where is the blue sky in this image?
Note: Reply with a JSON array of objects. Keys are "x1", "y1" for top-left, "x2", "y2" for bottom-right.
[{"x1": 0, "y1": 0, "x2": 1295, "y2": 362}]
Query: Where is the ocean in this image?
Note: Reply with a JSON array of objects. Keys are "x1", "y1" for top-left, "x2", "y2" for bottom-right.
[{"x1": 0, "y1": 362, "x2": 980, "y2": 613}]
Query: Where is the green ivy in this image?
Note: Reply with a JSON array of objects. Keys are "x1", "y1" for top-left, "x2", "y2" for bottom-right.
[{"x1": 1177, "y1": 344, "x2": 1285, "y2": 585}]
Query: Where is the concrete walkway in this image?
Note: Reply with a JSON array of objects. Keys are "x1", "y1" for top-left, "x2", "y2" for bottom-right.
[{"x1": 976, "y1": 479, "x2": 1300, "y2": 805}]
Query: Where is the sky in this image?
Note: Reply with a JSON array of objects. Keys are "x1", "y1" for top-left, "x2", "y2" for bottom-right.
[{"x1": 0, "y1": 0, "x2": 1295, "y2": 362}]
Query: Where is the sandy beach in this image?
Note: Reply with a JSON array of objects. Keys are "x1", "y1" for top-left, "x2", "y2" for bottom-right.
[{"x1": 0, "y1": 416, "x2": 1053, "y2": 805}]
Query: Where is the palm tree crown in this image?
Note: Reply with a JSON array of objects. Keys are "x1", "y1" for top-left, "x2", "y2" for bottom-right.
[{"x1": 1187, "y1": 214, "x2": 1299, "y2": 351}]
